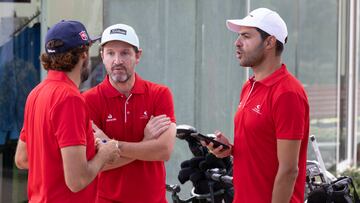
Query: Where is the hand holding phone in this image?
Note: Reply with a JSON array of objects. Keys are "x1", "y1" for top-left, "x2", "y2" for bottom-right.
[{"x1": 190, "y1": 133, "x2": 230, "y2": 150}]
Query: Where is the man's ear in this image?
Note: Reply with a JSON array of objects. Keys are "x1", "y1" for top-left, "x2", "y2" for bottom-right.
[
  {"x1": 100, "y1": 50, "x2": 104, "y2": 60},
  {"x1": 135, "y1": 48, "x2": 142, "y2": 65},
  {"x1": 99, "y1": 47, "x2": 104, "y2": 60},
  {"x1": 265, "y1": 36, "x2": 277, "y2": 49},
  {"x1": 82, "y1": 51, "x2": 88, "y2": 59}
]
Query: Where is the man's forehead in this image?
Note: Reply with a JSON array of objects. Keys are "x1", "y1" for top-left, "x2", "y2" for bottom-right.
[
  {"x1": 238, "y1": 26, "x2": 258, "y2": 34},
  {"x1": 103, "y1": 40, "x2": 134, "y2": 50}
]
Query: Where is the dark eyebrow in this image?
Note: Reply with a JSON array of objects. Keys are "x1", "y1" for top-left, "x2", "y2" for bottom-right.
[{"x1": 239, "y1": 32, "x2": 251, "y2": 36}]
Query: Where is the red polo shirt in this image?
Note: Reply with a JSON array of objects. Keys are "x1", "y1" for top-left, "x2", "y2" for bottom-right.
[
  {"x1": 233, "y1": 64, "x2": 309, "y2": 203},
  {"x1": 83, "y1": 73, "x2": 176, "y2": 203},
  {"x1": 20, "y1": 70, "x2": 97, "y2": 203}
]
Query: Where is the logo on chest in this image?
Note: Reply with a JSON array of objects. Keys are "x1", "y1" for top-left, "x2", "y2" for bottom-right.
[
  {"x1": 106, "y1": 114, "x2": 117, "y2": 122},
  {"x1": 251, "y1": 105, "x2": 262, "y2": 115},
  {"x1": 140, "y1": 111, "x2": 149, "y2": 119}
]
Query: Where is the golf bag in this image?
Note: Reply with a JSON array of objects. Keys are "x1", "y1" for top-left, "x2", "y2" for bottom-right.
[
  {"x1": 307, "y1": 176, "x2": 360, "y2": 203},
  {"x1": 176, "y1": 125, "x2": 234, "y2": 203},
  {"x1": 306, "y1": 135, "x2": 360, "y2": 203}
]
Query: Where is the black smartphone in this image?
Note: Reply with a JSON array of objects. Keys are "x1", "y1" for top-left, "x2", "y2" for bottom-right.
[{"x1": 190, "y1": 133, "x2": 230, "y2": 150}]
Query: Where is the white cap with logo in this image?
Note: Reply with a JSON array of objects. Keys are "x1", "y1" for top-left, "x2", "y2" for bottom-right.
[
  {"x1": 226, "y1": 8, "x2": 288, "y2": 44},
  {"x1": 100, "y1": 23, "x2": 139, "y2": 48}
]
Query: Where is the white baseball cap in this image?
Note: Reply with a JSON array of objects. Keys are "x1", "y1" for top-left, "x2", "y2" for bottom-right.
[
  {"x1": 100, "y1": 23, "x2": 139, "y2": 48},
  {"x1": 226, "y1": 8, "x2": 288, "y2": 44}
]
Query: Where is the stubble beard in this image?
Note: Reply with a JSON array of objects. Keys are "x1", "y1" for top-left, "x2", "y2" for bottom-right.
[
  {"x1": 110, "y1": 67, "x2": 131, "y2": 83},
  {"x1": 239, "y1": 43, "x2": 265, "y2": 68}
]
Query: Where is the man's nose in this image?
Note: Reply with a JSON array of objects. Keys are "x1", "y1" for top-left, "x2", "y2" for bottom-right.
[
  {"x1": 114, "y1": 54, "x2": 123, "y2": 64},
  {"x1": 235, "y1": 36, "x2": 242, "y2": 47}
]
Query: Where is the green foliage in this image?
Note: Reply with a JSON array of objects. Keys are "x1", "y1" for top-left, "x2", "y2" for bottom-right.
[{"x1": 341, "y1": 168, "x2": 360, "y2": 192}]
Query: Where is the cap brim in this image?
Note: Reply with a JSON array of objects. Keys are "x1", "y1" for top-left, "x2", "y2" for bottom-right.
[
  {"x1": 226, "y1": 19, "x2": 242, "y2": 33},
  {"x1": 99, "y1": 38, "x2": 139, "y2": 48},
  {"x1": 90, "y1": 35, "x2": 101, "y2": 43},
  {"x1": 226, "y1": 19, "x2": 257, "y2": 33}
]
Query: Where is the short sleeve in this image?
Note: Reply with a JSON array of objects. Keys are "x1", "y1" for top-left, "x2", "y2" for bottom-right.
[
  {"x1": 154, "y1": 87, "x2": 176, "y2": 123},
  {"x1": 19, "y1": 127, "x2": 26, "y2": 142},
  {"x1": 51, "y1": 96, "x2": 87, "y2": 148},
  {"x1": 273, "y1": 92, "x2": 307, "y2": 139},
  {"x1": 83, "y1": 90, "x2": 102, "y2": 128}
]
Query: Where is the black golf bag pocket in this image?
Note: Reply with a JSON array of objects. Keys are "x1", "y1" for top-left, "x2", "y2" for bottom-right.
[{"x1": 307, "y1": 176, "x2": 359, "y2": 203}]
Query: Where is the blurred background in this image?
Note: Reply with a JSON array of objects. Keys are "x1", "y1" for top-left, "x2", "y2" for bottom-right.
[{"x1": 0, "y1": 0, "x2": 358, "y2": 202}]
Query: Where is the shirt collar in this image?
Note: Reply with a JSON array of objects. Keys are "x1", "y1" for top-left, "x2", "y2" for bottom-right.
[
  {"x1": 102, "y1": 73, "x2": 146, "y2": 98},
  {"x1": 46, "y1": 70, "x2": 79, "y2": 91},
  {"x1": 249, "y1": 64, "x2": 289, "y2": 87}
]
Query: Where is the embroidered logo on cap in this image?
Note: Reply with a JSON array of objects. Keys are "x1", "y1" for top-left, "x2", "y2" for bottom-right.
[
  {"x1": 110, "y1": 28, "x2": 127, "y2": 35},
  {"x1": 79, "y1": 31, "x2": 88, "y2": 41}
]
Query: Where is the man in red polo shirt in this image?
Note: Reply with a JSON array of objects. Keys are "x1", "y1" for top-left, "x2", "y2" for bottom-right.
[
  {"x1": 83, "y1": 23, "x2": 176, "y2": 203},
  {"x1": 204, "y1": 8, "x2": 309, "y2": 203},
  {"x1": 14, "y1": 20, "x2": 120, "y2": 203}
]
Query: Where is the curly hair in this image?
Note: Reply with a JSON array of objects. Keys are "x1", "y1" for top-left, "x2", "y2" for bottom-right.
[{"x1": 40, "y1": 44, "x2": 89, "y2": 72}]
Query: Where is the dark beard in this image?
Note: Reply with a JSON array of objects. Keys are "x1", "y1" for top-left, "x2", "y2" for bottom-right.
[
  {"x1": 240, "y1": 42, "x2": 265, "y2": 67},
  {"x1": 80, "y1": 68, "x2": 89, "y2": 83},
  {"x1": 80, "y1": 58, "x2": 90, "y2": 83}
]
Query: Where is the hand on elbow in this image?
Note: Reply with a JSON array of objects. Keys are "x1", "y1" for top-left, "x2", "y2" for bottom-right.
[{"x1": 143, "y1": 115, "x2": 171, "y2": 141}]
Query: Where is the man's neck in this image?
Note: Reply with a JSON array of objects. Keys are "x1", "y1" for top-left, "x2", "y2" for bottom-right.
[
  {"x1": 109, "y1": 75, "x2": 136, "y2": 97},
  {"x1": 66, "y1": 64, "x2": 82, "y2": 87},
  {"x1": 252, "y1": 57, "x2": 282, "y2": 81}
]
